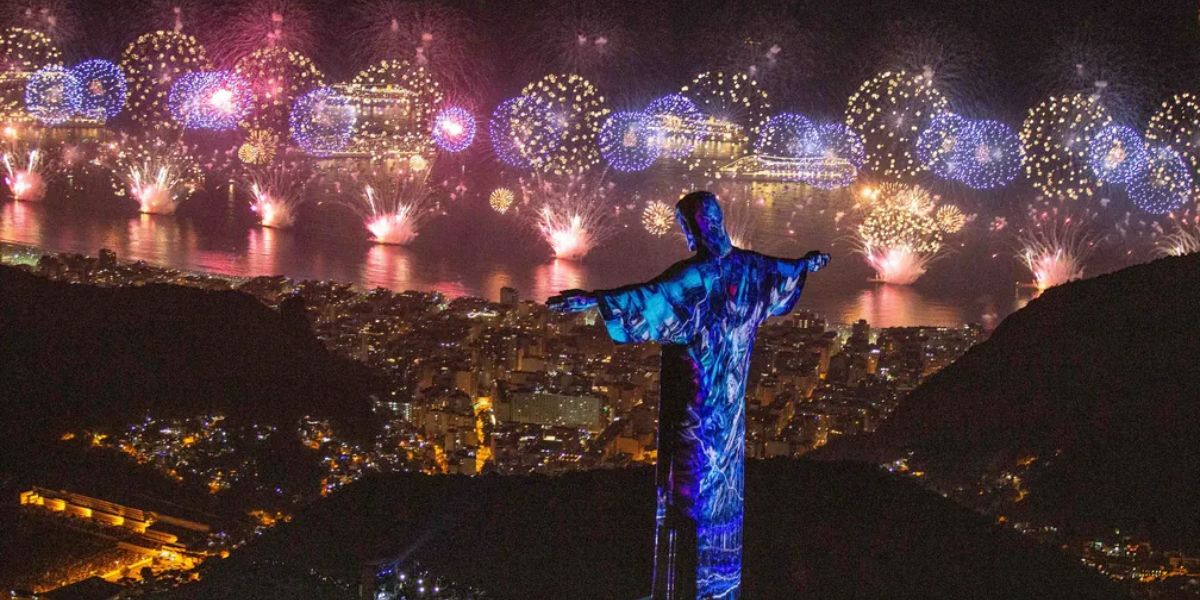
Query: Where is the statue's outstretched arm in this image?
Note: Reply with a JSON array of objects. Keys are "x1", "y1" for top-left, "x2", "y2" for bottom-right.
[
  {"x1": 547, "y1": 289, "x2": 598, "y2": 314},
  {"x1": 801, "y1": 250, "x2": 831, "y2": 272},
  {"x1": 764, "y1": 250, "x2": 831, "y2": 318},
  {"x1": 547, "y1": 262, "x2": 704, "y2": 345}
]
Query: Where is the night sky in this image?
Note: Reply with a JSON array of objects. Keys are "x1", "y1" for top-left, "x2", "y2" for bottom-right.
[{"x1": 17, "y1": 0, "x2": 1200, "y2": 124}]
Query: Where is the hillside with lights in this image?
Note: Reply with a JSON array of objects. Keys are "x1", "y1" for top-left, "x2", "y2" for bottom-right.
[{"x1": 816, "y1": 253, "x2": 1200, "y2": 552}]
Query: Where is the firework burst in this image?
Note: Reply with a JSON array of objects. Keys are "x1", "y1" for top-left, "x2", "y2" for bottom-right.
[
  {"x1": 0, "y1": 26, "x2": 59, "y2": 73},
  {"x1": 1019, "y1": 93, "x2": 1111, "y2": 200},
  {"x1": 1153, "y1": 216, "x2": 1200, "y2": 257},
  {"x1": 1017, "y1": 206, "x2": 1097, "y2": 292},
  {"x1": 641, "y1": 200, "x2": 674, "y2": 236},
  {"x1": 350, "y1": 59, "x2": 444, "y2": 157},
  {"x1": 853, "y1": 184, "x2": 960, "y2": 285},
  {"x1": 167, "y1": 70, "x2": 252, "y2": 130},
  {"x1": 525, "y1": 0, "x2": 663, "y2": 92},
  {"x1": 1087, "y1": 124, "x2": 1147, "y2": 185},
  {"x1": 431, "y1": 105, "x2": 475, "y2": 153},
  {"x1": 118, "y1": 136, "x2": 203, "y2": 214},
  {"x1": 683, "y1": 70, "x2": 769, "y2": 136},
  {"x1": 133, "y1": 0, "x2": 204, "y2": 36},
  {"x1": 349, "y1": 0, "x2": 480, "y2": 94},
  {"x1": 216, "y1": 0, "x2": 316, "y2": 66},
  {"x1": 1127, "y1": 145, "x2": 1193, "y2": 215},
  {"x1": 915, "y1": 111, "x2": 969, "y2": 180},
  {"x1": 754, "y1": 112, "x2": 814, "y2": 157},
  {"x1": 598, "y1": 110, "x2": 660, "y2": 172},
  {"x1": 119, "y1": 30, "x2": 210, "y2": 126},
  {"x1": 23, "y1": 64, "x2": 80, "y2": 125},
  {"x1": 643, "y1": 93, "x2": 701, "y2": 160},
  {"x1": 488, "y1": 187, "x2": 514, "y2": 214},
  {"x1": 3, "y1": 1, "x2": 77, "y2": 45},
  {"x1": 238, "y1": 128, "x2": 278, "y2": 165},
  {"x1": 696, "y1": 4, "x2": 817, "y2": 103},
  {"x1": 0, "y1": 26, "x2": 62, "y2": 116},
  {"x1": 934, "y1": 204, "x2": 967, "y2": 233},
  {"x1": 719, "y1": 192, "x2": 758, "y2": 249},
  {"x1": 1035, "y1": 26, "x2": 1152, "y2": 125},
  {"x1": 953, "y1": 118, "x2": 1023, "y2": 190},
  {"x1": 512, "y1": 73, "x2": 608, "y2": 176},
  {"x1": 71, "y1": 59, "x2": 127, "y2": 122},
  {"x1": 873, "y1": 17, "x2": 993, "y2": 105},
  {"x1": 245, "y1": 160, "x2": 309, "y2": 228},
  {"x1": 2, "y1": 140, "x2": 45, "y2": 201},
  {"x1": 845, "y1": 70, "x2": 948, "y2": 180},
  {"x1": 289, "y1": 86, "x2": 356, "y2": 157},
  {"x1": 342, "y1": 158, "x2": 437, "y2": 245},
  {"x1": 1145, "y1": 93, "x2": 1200, "y2": 182},
  {"x1": 534, "y1": 1, "x2": 624, "y2": 74},
  {"x1": 675, "y1": 71, "x2": 769, "y2": 176},
  {"x1": 522, "y1": 171, "x2": 617, "y2": 261},
  {"x1": 488, "y1": 97, "x2": 532, "y2": 169},
  {"x1": 234, "y1": 45, "x2": 324, "y2": 134}
]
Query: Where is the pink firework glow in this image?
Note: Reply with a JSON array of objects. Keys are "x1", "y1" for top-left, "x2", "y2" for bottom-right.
[
  {"x1": 539, "y1": 210, "x2": 592, "y2": 261},
  {"x1": 864, "y1": 246, "x2": 931, "y2": 286},
  {"x1": 523, "y1": 172, "x2": 618, "y2": 261},
  {"x1": 1017, "y1": 218, "x2": 1094, "y2": 292},
  {"x1": 217, "y1": 0, "x2": 316, "y2": 66},
  {"x1": 2, "y1": 148, "x2": 46, "y2": 201},
  {"x1": 364, "y1": 204, "x2": 420, "y2": 245},
  {"x1": 853, "y1": 185, "x2": 960, "y2": 285},
  {"x1": 245, "y1": 161, "x2": 309, "y2": 228},
  {"x1": 118, "y1": 138, "x2": 203, "y2": 215},
  {"x1": 341, "y1": 156, "x2": 437, "y2": 245},
  {"x1": 1017, "y1": 205, "x2": 1097, "y2": 292},
  {"x1": 348, "y1": 0, "x2": 480, "y2": 93}
]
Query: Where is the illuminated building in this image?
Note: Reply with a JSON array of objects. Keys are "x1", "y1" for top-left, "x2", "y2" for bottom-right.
[
  {"x1": 299, "y1": 82, "x2": 432, "y2": 160},
  {"x1": 502, "y1": 391, "x2": 603, "y2": 431},
  {"x1": 499, "y1": 286, "x2": 519, "y2": 306},
  {"x1": 646, "y1": 113, "x2": 747, "y2": 164},
  {"x1": 717, "y1": 154, "x2": 857, "y2": 186},
  {"x1": 18, "y1": 487, "x2": 213, "y2": 591}
]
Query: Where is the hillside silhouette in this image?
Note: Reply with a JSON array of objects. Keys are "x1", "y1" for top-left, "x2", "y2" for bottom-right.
[
  {"x1": 818, "y1": 254, "x2": 1200, "y2": 550},
  {"x1": 165, "y1": 460, "x2": 1123, "y2": 600},
  {"x1": 0, "y1": 265, "x2": 380, "y2": 474}
]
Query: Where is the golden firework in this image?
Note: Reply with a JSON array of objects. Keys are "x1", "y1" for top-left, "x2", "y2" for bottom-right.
[
  {"x1": 489, "y1": 187, "x2": 514, "y2": 214},
  {"x1": 238, "y1": 129, "x2": 278, "y2": 165},
  {"x1": 1019, "y1": 93, "x2": 1111, "y2": 200},
  {"x1": 0, "y1": 27, "x2": 63, "y2": 117},
  {"x1": 934, "y1": 204, "x2": 967, "y2": 233},
  {"x1": 512, "y1": 73, "x2": 608, "y2": 176},
  {"x1": 845, "y1": 70, "x2": 948, "y2": 179},
  {"x1": 235, "y1": 46, "x2": 324, "y2": 134},
  {"x1": 641, "y1": 201, "x2": 675, "y2": 236},
  {"x1": 1146, "y1": 93, "x2": 1200, "y2": 178},
  {"x1": 120, "y1": 30, "x2": 210, "y2": 126}
]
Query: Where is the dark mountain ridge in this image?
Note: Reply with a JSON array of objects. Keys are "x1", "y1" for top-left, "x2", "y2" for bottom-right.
[
  {"x1": 165, "y1": 460, "x2": 1124, "y2": 600},
  {"x1": 817, "y1": 254, "x2": 1200, "y2": 549},
  {"x1": 0, "y1": 264, "x2": 380, "y2": 446}
]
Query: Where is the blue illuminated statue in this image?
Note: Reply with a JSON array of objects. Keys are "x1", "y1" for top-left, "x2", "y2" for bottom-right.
[{"x1": 548, "y1": 191, "x2": 830, "y2": 599}]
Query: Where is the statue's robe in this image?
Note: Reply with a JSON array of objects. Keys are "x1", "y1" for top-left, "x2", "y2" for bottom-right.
[{"x1": 596, "y1": 249, "x2": 810, "y2": 599}]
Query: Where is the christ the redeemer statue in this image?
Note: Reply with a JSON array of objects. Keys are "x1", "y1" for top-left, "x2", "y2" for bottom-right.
[{"x1": 548, "y1": 191, "x2": 830, "y2": 600}]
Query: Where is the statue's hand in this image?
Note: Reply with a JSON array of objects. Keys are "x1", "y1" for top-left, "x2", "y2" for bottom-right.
[
  {"x1": 547, "y1": 289, "x2": 598, "y2": 313},
  {"x1": 803, "y1": 251, "x2": 831, "y2": 273}
]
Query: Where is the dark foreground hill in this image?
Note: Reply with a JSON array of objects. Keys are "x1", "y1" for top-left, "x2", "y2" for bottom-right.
[
  {"x1": 0, "y1": 265, "x2": 380, "y2": 471},
  {"x1": 817, "y1": 254, "x2": 1200, "y2": 550},
  {"x1": 164, "y1": 460, "x2": 1123, "y2": 600}
]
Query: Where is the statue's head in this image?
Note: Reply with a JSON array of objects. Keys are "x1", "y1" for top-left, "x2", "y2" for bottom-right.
[{"x1": 676, "y1": 191, "x2": 733, "y2": 258}]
